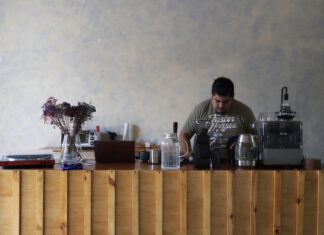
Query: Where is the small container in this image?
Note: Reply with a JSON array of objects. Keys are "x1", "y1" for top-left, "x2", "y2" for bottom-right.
[
  {"x1": 304, "y1": 158, "x2": 321, "y2": 170},
  {"x1": 148, "y1": 149, "x2": 161, "y2": 164},
  {"x1": 234, "y1": 134, "x2": 258, "y2": 167},
  {"x1": 139, "y1": 151, "x2": 150, "y2": 161}
]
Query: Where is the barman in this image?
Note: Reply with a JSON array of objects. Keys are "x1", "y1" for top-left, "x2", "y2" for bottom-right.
[{"x1": 180, "y1": 77, "x2": 256, "y2": 161}]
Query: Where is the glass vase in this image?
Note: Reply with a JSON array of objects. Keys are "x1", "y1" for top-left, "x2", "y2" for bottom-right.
[{"x1": 61, "y1": 132, "x2": 83, "y2": 164}]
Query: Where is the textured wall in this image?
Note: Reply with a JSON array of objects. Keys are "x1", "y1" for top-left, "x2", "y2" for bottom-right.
[{"x1": 0, "y1": 0, "x2": 323, "y2": 160}]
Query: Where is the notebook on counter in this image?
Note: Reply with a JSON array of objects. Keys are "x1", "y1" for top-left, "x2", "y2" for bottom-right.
[{"x1": 94, "y1": 140, "x2": 135, "y2": 163}]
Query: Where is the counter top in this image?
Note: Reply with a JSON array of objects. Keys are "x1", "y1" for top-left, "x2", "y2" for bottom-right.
[
  {"x1": 3, "y1": 148, "x2": 322, "y2": 170},
  {"x1": 51, "y1": 159, "x2": 322, "y2": 171}
]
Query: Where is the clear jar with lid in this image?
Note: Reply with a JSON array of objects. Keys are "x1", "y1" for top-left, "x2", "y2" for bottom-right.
[{"x1": 161, "y1": 133, "x2": 187, "y2": 169}]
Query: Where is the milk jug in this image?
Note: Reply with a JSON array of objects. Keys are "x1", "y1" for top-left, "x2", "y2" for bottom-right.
[{"x1": 161, "y1": 133, "x2": 188, "y2": 169}]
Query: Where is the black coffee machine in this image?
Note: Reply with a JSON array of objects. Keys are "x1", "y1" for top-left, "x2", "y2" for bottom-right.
[{"x1": 193, "y1": 120, "x2": 220, "y2": 169}]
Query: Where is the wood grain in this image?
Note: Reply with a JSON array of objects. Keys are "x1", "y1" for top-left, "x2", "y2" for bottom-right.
[
  {"x1": 12, "y1": 170, "x2": 20, "y2": 235},
  {"x1": 0, "y1": 169, "x2": 322, "y2": 235},
  {"x1": 255, "y1": 171, "x2": 274, "y2": 235},
  {"x1": 211, "y1": 171, "x2": 227, "y2": 235},
  {"x1": 303, "y1": 171, "x2": 319, "y2": 235},
  {"x1": 233, "y1": 170, "x2": 252, "y2": 235},
  {"x1": 318, "y1": 171, "x2": 324, "y2": 235},
  {"x1": 203, "y1": 171, "x2": 211, "y2": 235}
]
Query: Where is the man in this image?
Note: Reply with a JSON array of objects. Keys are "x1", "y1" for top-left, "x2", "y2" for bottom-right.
[{"x1": 180, "y1": 77, "x2": 255, "y2": 160}]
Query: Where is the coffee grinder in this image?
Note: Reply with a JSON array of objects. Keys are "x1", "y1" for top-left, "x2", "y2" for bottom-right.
[{"x1": 194, "y1": 119, "x2": 212, "y2": 169}]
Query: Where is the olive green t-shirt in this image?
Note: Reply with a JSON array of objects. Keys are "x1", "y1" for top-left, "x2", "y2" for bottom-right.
[{"x1": 182, "y1": 98, "x2": 256, "y2": 147}]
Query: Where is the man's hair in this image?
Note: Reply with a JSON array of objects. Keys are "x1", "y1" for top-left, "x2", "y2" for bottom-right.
[{"x1": 211, "y1": 77, "x2": 234, "y2": 97}]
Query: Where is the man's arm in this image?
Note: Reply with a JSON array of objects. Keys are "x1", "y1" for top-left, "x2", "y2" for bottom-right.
[{"x1": 180, "y1": 130, "x2": 193, "y2": 158}]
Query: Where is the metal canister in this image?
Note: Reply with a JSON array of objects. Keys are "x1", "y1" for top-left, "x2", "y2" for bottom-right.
[{"x1": 148, "y1": 149, "x2": 161, "y2": 164}]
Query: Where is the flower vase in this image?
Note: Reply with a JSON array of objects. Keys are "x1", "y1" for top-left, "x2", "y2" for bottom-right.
[{"x1": 61, "y1": 132, "x2": 83, "y2": 164}]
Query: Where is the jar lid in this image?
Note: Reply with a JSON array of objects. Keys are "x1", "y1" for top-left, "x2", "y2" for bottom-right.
[{"x1": 164, "y1": 133, "x2": 177, "y2": 138}]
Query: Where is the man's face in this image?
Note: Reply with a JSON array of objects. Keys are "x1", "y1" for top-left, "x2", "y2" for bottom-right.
[{"x1": 212, "y1": 94, "x2": 234, "y2": 114}]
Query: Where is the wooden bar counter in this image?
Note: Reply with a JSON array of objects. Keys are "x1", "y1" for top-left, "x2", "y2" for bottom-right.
[{"x1": 0, "y1": 159, "x2": 323, "y2": 235}]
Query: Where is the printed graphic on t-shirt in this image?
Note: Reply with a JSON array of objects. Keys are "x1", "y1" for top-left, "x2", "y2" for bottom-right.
[{"x1": 208, "y1": 114, "x2": 237, "y2": 147}]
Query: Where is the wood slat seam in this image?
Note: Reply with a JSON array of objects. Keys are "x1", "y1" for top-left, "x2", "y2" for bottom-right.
[
  {"x1": 227, "y1": 171, "x2": 234, "y2": 235},
  {"x1": 180, "y1": 171, "x2": 187, "y2": 235},
  {"x1": 251, "y1": 171, "x2": 258, "y2": 235},
  {"x1": 296, "y1": 171, "x2": 305, "y2": 235},
  {"x1": 203, "y1": 171, "x2": 211, "y2": 235},
  {"x1": 58, "y1": 171, "x2": 68, "y2": 235},
  {"x1": 155, "y1": 171, "x2": 163, "y2": 235},
  {"x1": 108, "y1": 170, "x2": 116, "y2": 235},
  {"x1": 318, "y1": 171, "x2": 324, "y2": 235},
  {"x1": 13, "y1": 170, "x2": 20, "y2": 235},
  {"x1": 316, "y1": 171, "x2": 320, "y2": 235},
  {"x1": 132, "y1": 170, "x2": 139, "y2": 235},
  {"x1": 36, "y1": 170, "x2": 44, "y2": 235},
  {"x1": 84, "y1": 171, "x2": 91, "y2": 235},
  {"x1": 273, "y1": 171, "x2": 281, "y2": 235}
]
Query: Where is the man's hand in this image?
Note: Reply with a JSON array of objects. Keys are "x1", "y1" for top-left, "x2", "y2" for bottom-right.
[{"x1": 179, "y1": 130, "x2": 193, "y2": 158}]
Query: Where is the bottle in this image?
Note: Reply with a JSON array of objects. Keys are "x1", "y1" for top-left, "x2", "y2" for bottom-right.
[{"x1": 96, "y1": 126, "x2": 101, "y2": 140}]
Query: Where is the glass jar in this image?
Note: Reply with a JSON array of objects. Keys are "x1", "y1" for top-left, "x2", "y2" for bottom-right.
[{"x1": 161, "y1": 133, "x2": 187, "y2": 170}]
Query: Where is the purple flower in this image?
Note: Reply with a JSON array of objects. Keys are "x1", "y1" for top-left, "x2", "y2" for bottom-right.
[{"x1": 41, "y1": 97, "x2": 96, "y2": 134}]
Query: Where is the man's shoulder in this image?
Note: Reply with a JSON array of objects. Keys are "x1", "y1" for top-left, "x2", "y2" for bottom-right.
[{"x1": 193, "y1": 99, "x2": 212, "y2": 113}]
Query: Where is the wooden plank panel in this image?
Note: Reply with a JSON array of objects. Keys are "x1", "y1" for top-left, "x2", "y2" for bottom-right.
[
  {"x1": 20, "y1": 170, "x2": 44, "y2": 235},
  {"x1": 303, "y1": 171, "x2": 318, "y2": 235},
  {"x1": 280, "y1": 171, "x2": 297, "y2": 235},
  {"x1": 36, "y1": 170, "x2": 44, "y2": 235},
  {"x1": 61, "y1": 171, "x2": 68, "y2": 235},
  {"x1": 21, "y1": 171, "x2": 37, "y2": 235},
  {"x1": 1, "y1": 169, "x2": 324, "y2": 235},
  {"x1": 92, "y1": 170, "x2": 110, "y2": 235},
  {"x1": 273, "y1": 171, "x2": 281, "y2": 235},
  {"x1": 44, "y1": 170, "x2": 67, "y2": 235},
  {"x1": 155, "y1": 171, "x2": 163, "y2": 235},
  {"x1": 84, "y1": 171, "x2": 92, "y2": 235},
  {"x1": 116, "y1": 170, "x2": 134, "y2": 235},
  {"x1": 12, "y1": 170, "x2": 21, "y2": 235},
  {"x1": 180, "y1": 171, "x2": 187, "y2": 235},
  {"x1": 163, "y1": 171, "x2": 181, "y2": 235},
  {"x1": 187, "y1": 171, "x2": 204, "y2": 234},
  {"x1": 0, "y1": 171, "x2": 14, "y2": 234},
  {"x1": 0, "y1": 170, "x2": 21, "y2": 234},
  {"x1": 296, "y1": 171, "x2": 304, "y2": 235},
  {"x1": 203, "y1": 171, "x2": 211, "y2": 235},
  {"x1": 251, "y1": 171, "x2": 258, "y2": 235},
  {"x1": 227, "y1": 171, "x2": 234, "y2": 235},
  {"x1": 211, "y1": 171, "x2": 227, "y2": 235},
  {"x1": 68, "y1": 170, "x2": 92, "y2": 235},
  {"x1": 255, "y1": 171, "x2": 274, "y2": 235},
  {"x1": 132, "y1": 171, "x2": 139, "y2": 235},
  {"x1": 139, "y1": 171, "x2": 158, "y2": 235},
  {"x1": 318, "y1": 171, "x2": 324, "y2": 235},
  {"x1": 233, "y1": 171, "x2": 252, "y2": 235},
  {"x1": 108, "y1": 170, "x2": 116, "y2": 235},
  {"x1": 68, "y1": 171, "x2": 85, "y2": 235}
]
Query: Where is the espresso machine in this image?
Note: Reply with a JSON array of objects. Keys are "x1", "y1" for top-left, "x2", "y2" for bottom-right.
[{"x1": 254, "y1": 87, "x2": 303, "y2": 166}]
